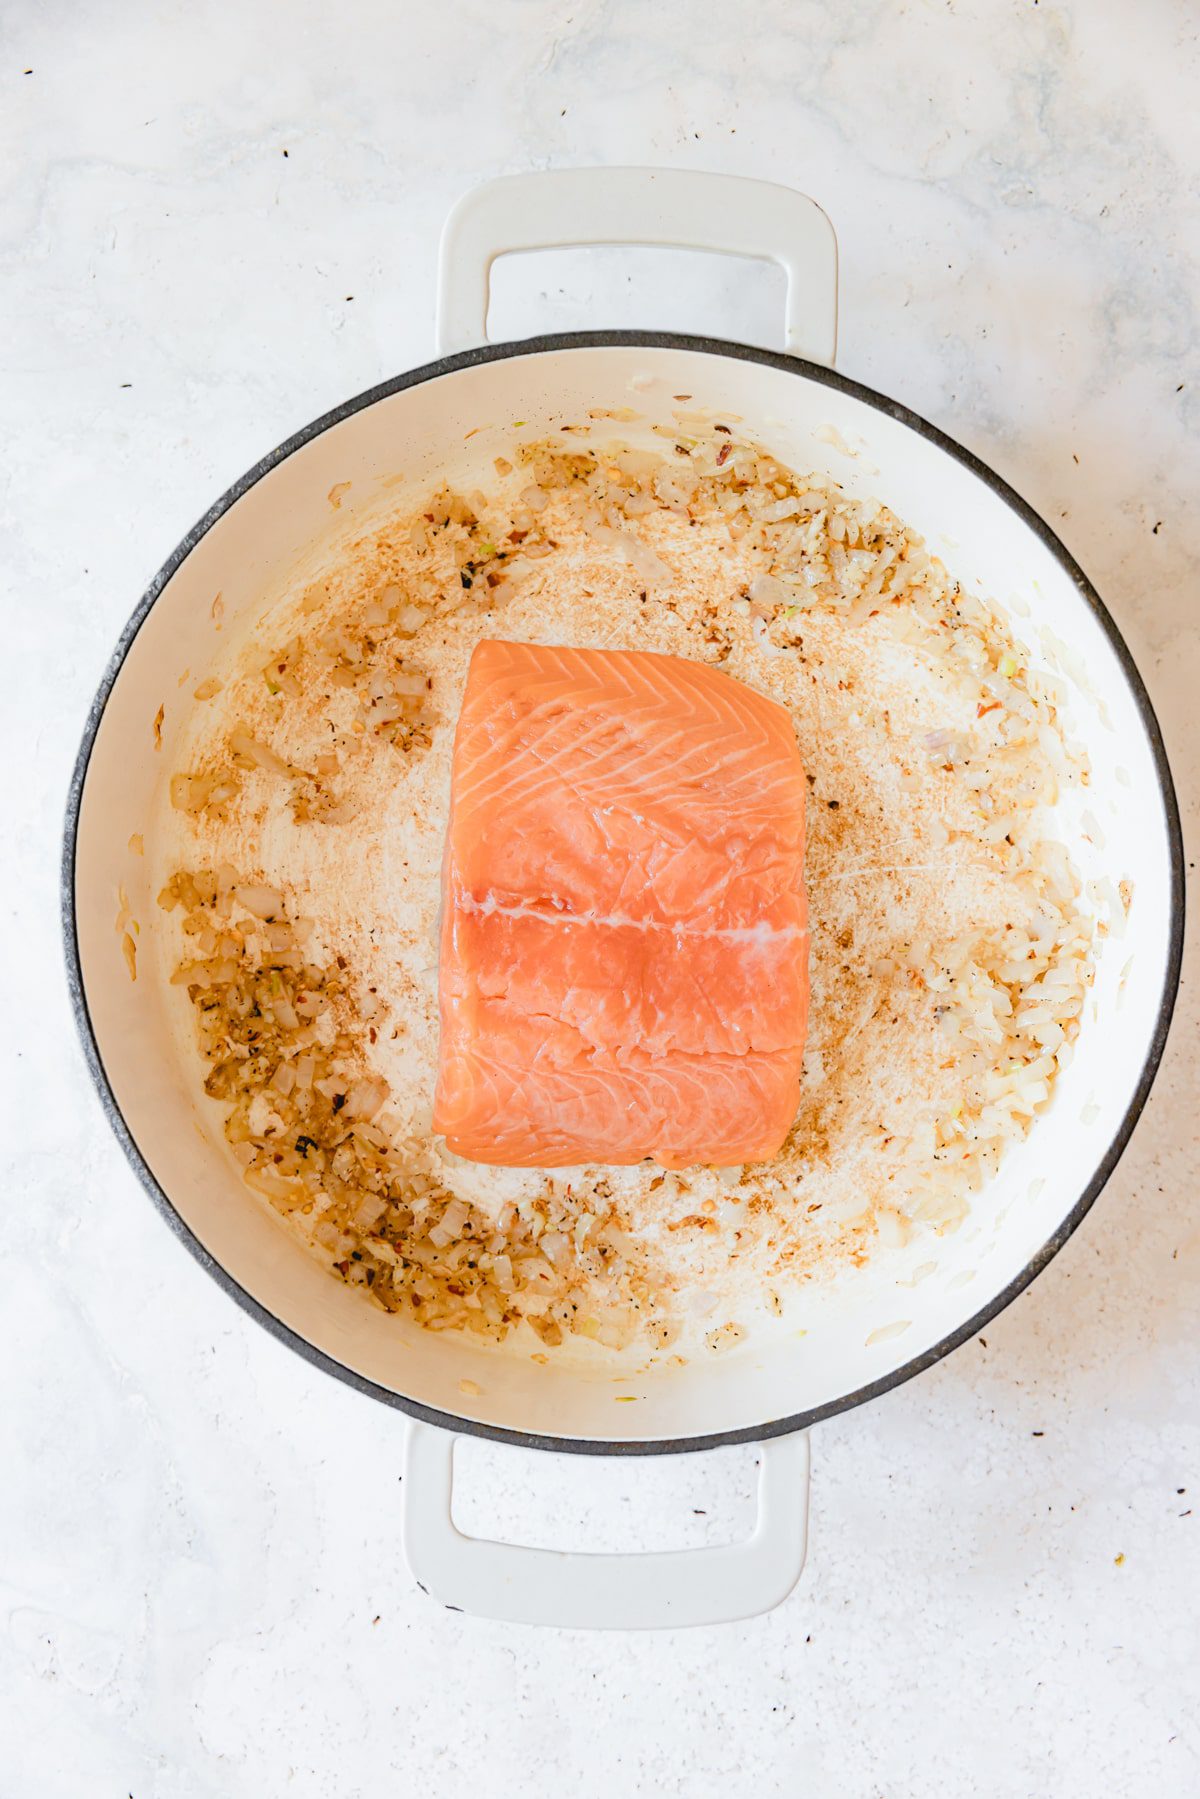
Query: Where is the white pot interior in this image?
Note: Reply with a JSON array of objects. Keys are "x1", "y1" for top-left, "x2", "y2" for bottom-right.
[{"x1": 71, "y1": 342, "x2": 1178, "y2": 1445}]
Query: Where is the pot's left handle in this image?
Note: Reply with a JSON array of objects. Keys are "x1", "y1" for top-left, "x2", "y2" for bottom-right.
[
  {"x1": 403, "y1": 1420, "x2": 809, "y2": 1630},
  {"x1": 436, "y1": 166, "x2": 837, "y2": 364}
]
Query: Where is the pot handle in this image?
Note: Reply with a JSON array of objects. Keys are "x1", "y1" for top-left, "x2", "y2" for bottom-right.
[
  {"x1": 403, "y1": 1420, "x2": 809, "y2": 1630},
  {"x1": 436, "y1": 167, "x2": 838, "y2": 364}
]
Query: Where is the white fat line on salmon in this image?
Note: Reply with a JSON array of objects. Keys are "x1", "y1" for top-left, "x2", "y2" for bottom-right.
[{"x1": 456, "y1": 891, "x2": 806, "y2": 944}]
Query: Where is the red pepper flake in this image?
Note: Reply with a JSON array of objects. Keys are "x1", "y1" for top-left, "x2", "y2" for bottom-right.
[
  {"x1": 977, "y1": 700, "x2": 1001, "y2": 718},
  {"x1": 716, "y1": 443, "x2": 732, "y2": 466}
]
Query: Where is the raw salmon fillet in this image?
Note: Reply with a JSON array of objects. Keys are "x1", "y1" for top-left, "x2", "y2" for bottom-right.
[{"x1": 433, "y1": 641, "x2": 809, "y2": 1167}]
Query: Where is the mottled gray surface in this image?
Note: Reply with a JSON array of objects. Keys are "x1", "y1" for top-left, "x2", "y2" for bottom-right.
[{"x1": 2, "y1": 1, "x2": 1197, "y2": 1794}]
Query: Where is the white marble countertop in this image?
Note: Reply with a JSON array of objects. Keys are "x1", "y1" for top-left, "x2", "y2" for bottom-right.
[{"x1": 3, "y1": 1, "x2": 1197, "y2": 1793}]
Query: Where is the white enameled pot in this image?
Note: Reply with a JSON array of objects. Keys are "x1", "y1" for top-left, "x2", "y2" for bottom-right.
[{"x1": 65, "y1": 169, "x2": 1183, "y2": 1630}]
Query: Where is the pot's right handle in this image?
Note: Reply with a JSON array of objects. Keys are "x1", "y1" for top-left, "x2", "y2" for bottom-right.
[
  {"x1": 436, "y1": 167, "x2": 838, "y2": 364},
  {"x1": 403, "y1": 1421, "x2": 810, "y2": 1630}
]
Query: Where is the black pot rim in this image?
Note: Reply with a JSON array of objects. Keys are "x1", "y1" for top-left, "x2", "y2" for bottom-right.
[{"x1": 62, "y1": 329, "x2": 1186, "y2": 1457}]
